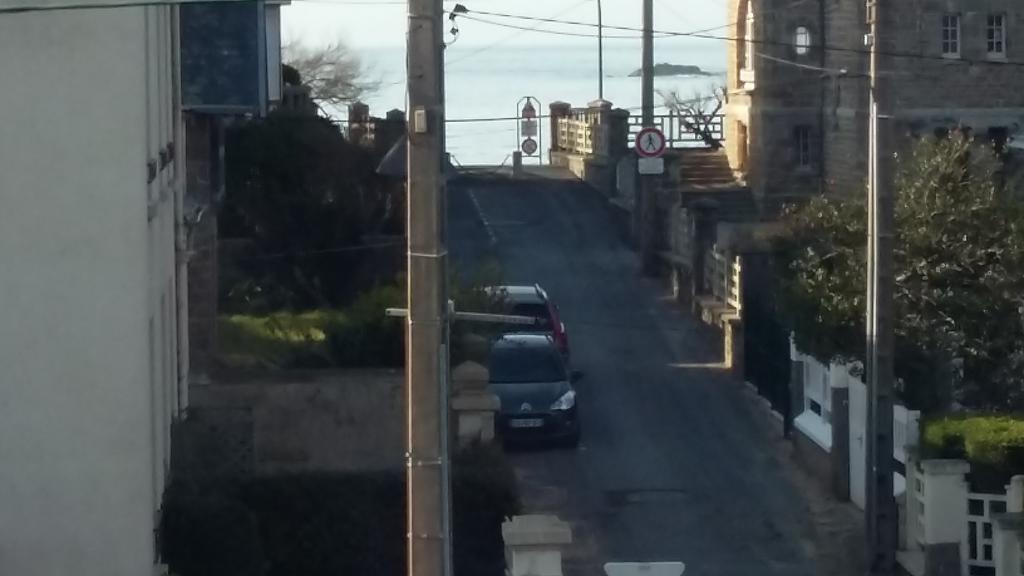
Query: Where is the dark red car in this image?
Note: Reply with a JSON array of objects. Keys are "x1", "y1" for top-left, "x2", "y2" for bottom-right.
[{"x1": 485, "y1": 284, "x2": 570, "y2": 360}]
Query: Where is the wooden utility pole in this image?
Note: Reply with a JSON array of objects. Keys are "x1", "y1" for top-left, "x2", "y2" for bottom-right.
[
  {"x1": 639, "y1": 0, "x2": 657, "y2": 275},
  {"x1": 865, "y1": 0, "x2": 896, "y2": 573},
  {"x1": 406, "y1": 0, "x2": 452, "y2": 575},
  {"x1": 597, "y1": 0, "x2": 604, "y2": 100}
]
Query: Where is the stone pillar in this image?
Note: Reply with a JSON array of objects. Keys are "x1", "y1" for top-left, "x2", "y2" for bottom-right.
[
  {"x1": 830, "y1": 382, "x2": 850, "y2": 500},
  {"x1": 587, "y1": 99, "x2": 613, "y2": 159},
  {"x1": 451, "y1": 361, "x2": 500, "y2": 446},
  {"x1": 549, "y1": 101, "x2": 571, "y2": 155},
  {"x1": 992, "y1": 476, "x2": 1024, "y2": 576},
  {"x1": 502, "y1": 515, "x2": 573, "y2": 576},
  {"x1": 609, "y1": 108, "x2": 631, "y2": 158},
  {"x1": 724, "y1": 318, "x2": 744, "y2": 379},
  {"x1": 919, "y1": 459, "x2": 970, "y2": 576},
  {"x1": 512, "y1": 151, "x2": 524, "y2": 178}
]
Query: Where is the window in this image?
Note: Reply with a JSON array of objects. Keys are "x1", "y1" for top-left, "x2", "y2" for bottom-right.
[
  {"x1": 794, "y1": 125, "x2": 812, "y2": 168},
  {"x1": 743, "y1": 8, "x2": 755, "y2": 71},
  {"x1": 795, "y1": 26, "x2": 811, "y2": 55},
  {"x1": 987, "y1": 14, "x2": 1006, "y2": 57},
  {"x1": 942, "y1": 14, "x2": 960, "y2": 57}
]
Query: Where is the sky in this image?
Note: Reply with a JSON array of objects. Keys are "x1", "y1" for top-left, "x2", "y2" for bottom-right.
[{"x1": 281, "y1": 0, "x2": 729, "y2": 48}]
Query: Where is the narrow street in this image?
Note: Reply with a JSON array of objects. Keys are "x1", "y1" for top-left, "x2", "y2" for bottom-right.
[{"x1": 448, "y1": 170, "x2": 819, "y2": 576}]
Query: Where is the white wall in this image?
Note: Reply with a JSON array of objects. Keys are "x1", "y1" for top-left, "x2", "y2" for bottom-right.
[
  {"x1": 791, "y1": 341, "x2": 917, "y2": 509},
  {"x1": 0, "y1": 6, "x2": 181, "y2": 576}
]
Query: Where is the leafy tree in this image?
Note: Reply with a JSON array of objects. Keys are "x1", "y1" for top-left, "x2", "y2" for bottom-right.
[
  {"x1": 776, "y1": 134, "x2": 1024, "y2": 411},
  {"x1": 220, "y1": 112, "x2": 401, "y2": 311}
]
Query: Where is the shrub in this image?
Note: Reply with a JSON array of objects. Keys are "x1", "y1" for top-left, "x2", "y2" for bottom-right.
[
  {"x1": 161, "y1": 444, "x2": 519, "y2": 576},
  {"x1": 325, "y1": 283, "x2": 405, "y2": 367},
  {"x1": 159, "y1": 479, "x2": 266, "y2": 576},
  {"x1": 921, "y1": 414, "x2": 1024, "y2": 491},
  {"x1": 452, "y1": 443, "x2": 521, "y2": 576}
]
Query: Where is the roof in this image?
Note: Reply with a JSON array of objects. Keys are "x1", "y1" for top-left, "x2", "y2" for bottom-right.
[
  {"x1": 485, "y1": 285, "x2": 547, "y2": 304},
  {"x1": 376, "y1": 138, "x2": 459, "y2": 178}
]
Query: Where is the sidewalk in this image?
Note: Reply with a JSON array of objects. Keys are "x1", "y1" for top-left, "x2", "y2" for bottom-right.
[{"x1": 738, "y1": 382, "x2": 868, "y2": 576}]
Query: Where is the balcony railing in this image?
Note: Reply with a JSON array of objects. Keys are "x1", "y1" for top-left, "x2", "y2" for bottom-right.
[{"x1": 627, "y1": 113, "x2": 725, "y2": 149}]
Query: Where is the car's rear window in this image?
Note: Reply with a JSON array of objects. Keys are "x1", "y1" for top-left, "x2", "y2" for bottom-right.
[
  {"x1": 508, "y1": 302, "x2": 551, "y2": 329},
  {"x1": 489, "y1": 344, "x2": 565, "y2": 383}
]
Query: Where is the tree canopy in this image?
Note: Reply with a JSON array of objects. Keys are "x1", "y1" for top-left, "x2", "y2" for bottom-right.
[
  {"x1": 775, "y1": 134, "x2": 1024, "y2": 411},
  {"x1": 219, "y1": 112, "x2": 401, "y2": 312}
]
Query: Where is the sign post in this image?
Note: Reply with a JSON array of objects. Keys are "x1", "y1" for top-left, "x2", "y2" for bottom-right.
[
  {"x1": 635, "y1": 126, "x2": 666, "y2": 175},
  {"x1": 516, "y1": 96, "x2": 543, "y2": 164}
]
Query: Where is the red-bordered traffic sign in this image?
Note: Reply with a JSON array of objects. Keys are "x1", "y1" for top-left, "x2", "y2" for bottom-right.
[
  {"x1": 521, "y1": 137, "x2": 538, "y2": 156},
  {"x1": 635, "y1": 127, "x2": 666, "y2": 158}
]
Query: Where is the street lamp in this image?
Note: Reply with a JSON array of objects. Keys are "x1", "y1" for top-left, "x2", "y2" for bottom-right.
[{"x1": 597, "y1": 0, "x2": 604, "y2": 100}]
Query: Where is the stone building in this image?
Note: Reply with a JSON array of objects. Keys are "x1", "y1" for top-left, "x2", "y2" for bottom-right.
[{"x1": 725, "y1": 0, "x2": 1024, "y2": 206}]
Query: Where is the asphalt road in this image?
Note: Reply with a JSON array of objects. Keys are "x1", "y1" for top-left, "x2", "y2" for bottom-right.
[{"x1": 448, "y1": 172, "x2": 819, "y2": 576}]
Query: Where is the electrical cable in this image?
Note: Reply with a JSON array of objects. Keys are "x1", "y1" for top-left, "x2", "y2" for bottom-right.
[
  {"x1": 447, "y1": 0, "x2": 594, "y2": 68},
  {"x1": 453, "y1": 6, "x2": 1024, "y2": 68}
]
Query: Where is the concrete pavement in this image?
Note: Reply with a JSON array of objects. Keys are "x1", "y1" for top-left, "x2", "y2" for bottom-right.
[{"x1": 448, "y1": 171, "x2": 820, "y2": 576}]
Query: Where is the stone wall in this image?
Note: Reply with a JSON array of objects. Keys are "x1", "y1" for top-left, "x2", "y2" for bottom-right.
[
  {"x1": 725, "y1": 0, "x2": 824, "y2": 205},
  {"x1": 824, "y1": 0, "x2": 1024, "y2": 195},
  {"x1": 187, "y1": 369, "x2": 405, "y2": 474},
  {"x1": 728, "y1": 0, "x2": 1024, "y2": 202}
]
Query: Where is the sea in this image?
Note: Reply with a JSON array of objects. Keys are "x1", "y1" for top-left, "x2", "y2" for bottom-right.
[{"x1": 356, "y1": 39, "x2": 727, "y2": 165}]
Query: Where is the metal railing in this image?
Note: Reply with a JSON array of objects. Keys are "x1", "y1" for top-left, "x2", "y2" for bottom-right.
[
  {"x1": 627, "y1": 113, "x2": 725, "y2": 148},
  {"x1": 703, "y1": 244, "x2": 741, "y2": 311},
  {"x1": 556, "y1": 108, "x2": 612, "y2": 157},
  {"x1": 557, "y1": 116, "x2": 593, "y2": 156}
]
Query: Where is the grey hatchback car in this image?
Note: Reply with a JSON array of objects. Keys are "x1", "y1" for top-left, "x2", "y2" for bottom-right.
[{"x1": 487, "y1": 333, "x2": 580, "y2": 448}]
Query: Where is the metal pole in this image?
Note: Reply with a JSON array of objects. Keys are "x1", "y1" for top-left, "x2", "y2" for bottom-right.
[
  {"x1": 639, "y1": 0, "x2": 657, "y2": 275},
  {"x1": 641, "y1": 0, "x2": 653, "y2": 126},
  {"x1": 597, "y1": 0, "x2": 604, "y2": 100},
  {"x1": 406, "y1": 0, "x2": 452, "y2": 575},
  {"x1": 865, "y1": 0, "x2": 896, "y2": 572}
]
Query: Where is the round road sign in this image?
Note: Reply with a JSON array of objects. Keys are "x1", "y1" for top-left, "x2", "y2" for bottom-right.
[
  {"x1": 635, "y1": 127, "x2": 666, "y2": 158},
  {"x1": 521, "y1": 137, "x2": 538, "y2": 156}
]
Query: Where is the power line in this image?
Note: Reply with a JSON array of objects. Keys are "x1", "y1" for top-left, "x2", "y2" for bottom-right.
[
  {"x1": 459, "y1": 13, "x2": 670, "y2": 39},
  {"x1": 454, "y1": 7, "x2": 1024, "y2": 68},
  {"x1": 447, "y1": 0, "x2": 593, "y2": 67},
  {"x1": 214, "y1": 240, "x2": 405, "y2": 262}
]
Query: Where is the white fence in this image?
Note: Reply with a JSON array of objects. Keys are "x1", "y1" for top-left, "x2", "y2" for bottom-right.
[
  {"x1": 904, "y1": 457, "x2": 1024, "y2": 576},
  {"x1": 965, "y1": 492, "x2": 1007, "y2": 574},
  {"x1": 791, "y1": 345, "x2": 919, "y2": 509},
  {"x1": 793, "y1": 338, "x2": 1024, "y2": 576},
  {"x1": 703, "y1": 244, "x2": 742, "y2": 312}
]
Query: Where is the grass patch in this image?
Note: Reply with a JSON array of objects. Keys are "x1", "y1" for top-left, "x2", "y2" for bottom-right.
[
  {"x1": 216, "y1": 284, "x2": 405, "y2": 371},
  {"x1": 217, "y1": 310, "x2": 344, "y2": 370},
  {"x1": 921, "y1": 414, "x2": 1024, "y2": 491}
]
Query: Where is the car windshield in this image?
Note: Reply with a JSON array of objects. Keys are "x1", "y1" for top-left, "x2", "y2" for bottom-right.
[{"x1": 489, "y1": 345, "x2": 565, "y2": 384}]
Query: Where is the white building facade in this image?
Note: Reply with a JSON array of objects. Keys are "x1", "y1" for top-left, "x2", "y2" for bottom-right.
[{"x1": 0, "y1": 4, "x2": 186, "y2": 575}]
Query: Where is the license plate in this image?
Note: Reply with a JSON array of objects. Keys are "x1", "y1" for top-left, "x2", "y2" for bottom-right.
[{"x1": 509, "y1": 418, "x2": 544, "y2": 429}]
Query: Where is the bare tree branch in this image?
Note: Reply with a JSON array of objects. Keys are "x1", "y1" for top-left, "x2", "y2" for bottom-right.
[
  {"x1": 283, "y1": 40, "x2": 380, "y2": 107},
  {"x1": 659, "y1": 84, "x2": 726, "y2": 149}
]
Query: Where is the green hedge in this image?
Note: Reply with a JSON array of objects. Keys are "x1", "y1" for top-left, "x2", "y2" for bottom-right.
[
  {"x1": 160, "y1": 444, "x2": 519, "y2": 576},
  {"x1": 921, "y1": 414, "x2": 1024, "y2": 491},
  {"x1": 325, "y1": 283, "x2": 404, "y2": 367}
]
